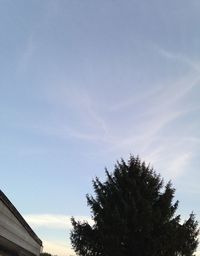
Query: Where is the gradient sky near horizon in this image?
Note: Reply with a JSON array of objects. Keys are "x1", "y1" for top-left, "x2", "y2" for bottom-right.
[{"x1": 0, "y1": 0, "x2": 200, "y2": 255}]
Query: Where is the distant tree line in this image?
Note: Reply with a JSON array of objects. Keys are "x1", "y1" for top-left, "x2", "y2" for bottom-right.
[{"x1": 40, "y1": 252, "x2": 57, "y2": 256}]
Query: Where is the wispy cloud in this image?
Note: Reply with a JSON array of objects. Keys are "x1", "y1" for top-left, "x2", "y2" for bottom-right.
[
  {"x1": 23, "y1": 214, "x2": 93, "y2": 256},
  {"x1": 17, "y1": 34, "x2": 36, "y2": 74},
  {"x1": 167, "y1": 153, "x2": 191, "y2": 179},
  {"x1": 17, "y1": 46, "x2": 199, "y2": 180},
  {"x1": 45, "y1": 72, "x2": 197, "y2": 144},
  {"x1": 158, "y1": 47, "x2": 200, "y2": 72},
  {"x1": 42, "y1": 239, "x2": 74, "y2": 256},
  {"x1": 24, "y1": 214, "x2": 93, "y2": 229}
]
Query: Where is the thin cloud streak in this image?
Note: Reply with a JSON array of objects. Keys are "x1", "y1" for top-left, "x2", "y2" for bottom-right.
[
  {"x1": 43, "y1": 239, "x2": 74, "y2": 256},
  {"x1": 24, "y1": 214, "x2": 93, "y2": 256},
  {"x1": 24, "y1": 214, "x2": 93, "y2": 229},
  {"x1": 19, "y1": 68, "x2": 198, "y2": 182},
  {"x1": 158, "y1": 47, "x2": 200, "y2": 72},
  {"x1": 168, "y1": 153, "x2": 191, "y2": 179},
  {"x1": 16, "y1": 47, "x2": 200, "y2": 181},
  {"x1": 46, "y1": 86, "x2": 109, "y2": 136},
  {"x1": 17, "y1": 34, "x2": 36, "y2": 74}
]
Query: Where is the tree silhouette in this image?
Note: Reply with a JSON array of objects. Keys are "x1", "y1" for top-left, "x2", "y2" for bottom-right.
[{"x1": 71, "y1": 156, "x2": 199, "y2": 256}]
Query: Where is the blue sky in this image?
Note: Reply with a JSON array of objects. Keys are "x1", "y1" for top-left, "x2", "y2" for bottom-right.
[{"x1": 0, "y1": 0, "x2": 200, "y2": 255}]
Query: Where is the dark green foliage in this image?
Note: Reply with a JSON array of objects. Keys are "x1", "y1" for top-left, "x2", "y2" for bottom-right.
[{"x1": 70, "y1": 156, "x2": 199, "y2": 256}]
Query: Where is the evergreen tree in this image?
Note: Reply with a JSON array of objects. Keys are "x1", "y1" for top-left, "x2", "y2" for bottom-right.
[{"x1": 70, "y1": 156, "x2": 199, "y2": 256}]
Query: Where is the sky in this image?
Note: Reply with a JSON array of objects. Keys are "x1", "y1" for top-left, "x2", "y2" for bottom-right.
[{"x1": 0, "y1": 0, "x2": 200, "y2": 255}]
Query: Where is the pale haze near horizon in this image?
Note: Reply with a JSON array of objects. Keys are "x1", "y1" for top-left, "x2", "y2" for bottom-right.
[{"x1": 0, "y1": 1, "x2": 200, "y2": 255}]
